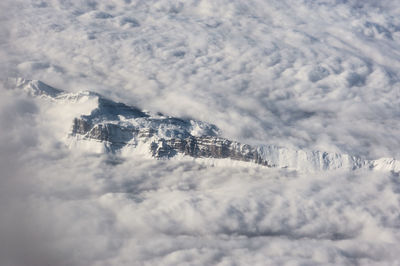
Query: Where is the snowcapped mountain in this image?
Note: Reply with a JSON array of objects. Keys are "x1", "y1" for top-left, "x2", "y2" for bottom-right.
[{"x1": 13, "y1": 78, "x2": 400, "y2": 173}]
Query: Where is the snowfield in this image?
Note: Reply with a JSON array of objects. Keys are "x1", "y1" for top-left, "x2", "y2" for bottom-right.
[{"x1": 1, "y1": 0, "x2": 400, "y2": 265}]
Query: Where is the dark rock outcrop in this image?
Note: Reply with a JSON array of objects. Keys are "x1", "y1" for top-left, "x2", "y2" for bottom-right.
[
  {"x1": 72, "y1": 117, "x2": 272, "y2": 166},
  {"x1": 151, "y1": 136, "x2": 273, "y2": 166}
]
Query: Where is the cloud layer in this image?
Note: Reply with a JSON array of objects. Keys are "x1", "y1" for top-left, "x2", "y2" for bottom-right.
[
  {"x1": 2, "y1": 0, "x2": 400, "y2": 265},
  {"x1": 2, "y1": 0, "x2": 400, "y2": 158},
  {"x1": 0, "y1": 88, "x2": 399, "y2": 265}
]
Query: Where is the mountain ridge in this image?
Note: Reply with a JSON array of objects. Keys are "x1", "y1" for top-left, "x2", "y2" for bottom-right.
[{"x1": 11, "y1": 78, "x2": 400, "y2": 173}]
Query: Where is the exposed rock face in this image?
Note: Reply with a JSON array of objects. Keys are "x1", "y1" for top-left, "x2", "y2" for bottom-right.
[
  {"x1": 14, "y1": 78, "x2": 400, "y2": 172},
  {"x1": 68, "y1": 89, "x2": 272, "y2": 165},
  {"x1": 71, "y1": 117, "x2": 273, "y2": 166},
  {"x1": 151, "y1": 137, "x2": 273, "y2": 166},
  {"x1": 72, "y1": 118, "x2": 92, "y2": 135}
]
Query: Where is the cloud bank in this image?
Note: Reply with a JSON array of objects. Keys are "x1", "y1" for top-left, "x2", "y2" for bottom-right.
[
  {"x1": 1, "y1": 84, "x2": 400, "y2": 265},
  {"x1": 2, "y1": 0, "x2": 400, "y2": 265},
  {"x1": 2, "y1": 0, "x2": 400, "y2": 158}
]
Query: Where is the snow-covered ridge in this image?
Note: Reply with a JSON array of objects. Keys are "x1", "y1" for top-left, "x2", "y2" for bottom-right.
[
  {"x1": 14, "y1": 77, "x2": 101, "y2": 102},
  {"x1": 11, "y1": 78, "x2": 400, "y2": 173}
]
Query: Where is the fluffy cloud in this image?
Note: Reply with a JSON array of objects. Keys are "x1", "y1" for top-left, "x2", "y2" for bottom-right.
[
  {"x1": 1, "y1": 127, "x2": 400, "y2": 265},
  {"x1": 2, "y1": 0, "x2": 400, "y2": 265},
  {"x1": 2, "y1": 0, "x2": 400, "y2": 158}
]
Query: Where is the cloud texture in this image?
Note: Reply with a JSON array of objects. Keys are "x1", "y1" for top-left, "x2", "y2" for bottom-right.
[
  {"x1": 2, "y1": 0, "x2": 400, "y2": 158},
  {"x1": 1, "y1": 0, "x2": 400, "y2": 265}
]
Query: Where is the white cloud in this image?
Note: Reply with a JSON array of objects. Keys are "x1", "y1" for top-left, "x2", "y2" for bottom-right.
[
  {"x1": 2, "y1": 0, "x2": 399, "y2": 158},
  {"x1": 2, "y1": 0, "x2": 400, "y2": 265},
  {"x1": 3, "y1": 147, "x2": 400, "y2": 265}
]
